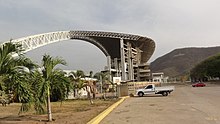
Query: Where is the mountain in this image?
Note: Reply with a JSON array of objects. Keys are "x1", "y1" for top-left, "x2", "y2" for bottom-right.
[{"x1": 150, "y1": 46, "x2": 220, "y2": 77}]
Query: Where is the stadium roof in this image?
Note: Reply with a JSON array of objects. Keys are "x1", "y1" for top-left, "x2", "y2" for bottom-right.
[{"x1": 70, "y1": 31, "x2": 155, "y2": 63}]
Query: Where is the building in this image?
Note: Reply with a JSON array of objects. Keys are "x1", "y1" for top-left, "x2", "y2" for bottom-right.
[
  {"x1": 134, "y1": 63, "x2": 151, "y2": 81},
  {"x1": 152, "y1": 72, "x2": 168, "y2": 83}
]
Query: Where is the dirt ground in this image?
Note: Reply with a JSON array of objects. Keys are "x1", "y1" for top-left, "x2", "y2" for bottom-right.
[
  {"x1": 0, "y1": 98, "x2": 119, "y2": 124},
  {"x1": 101, "y1": 82, "x2": 220, "y2": 124}
]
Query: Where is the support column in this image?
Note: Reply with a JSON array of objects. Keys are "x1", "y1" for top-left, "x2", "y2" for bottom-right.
[
  {"x1": 114, "y1": 58, "x2": 119, "y2": 77},
  {"x1": 120, "y1": 38, "x2": 126, "y2": 81},
  {"x1": 136, "y1": 47, "x2": 143, "y2": 65},
  {"x1": 107, "y1": 55, "x2": 112, "y2": 81},
  {"x1": 127, "y1": 42, "x2": 133, "y2": 80}
]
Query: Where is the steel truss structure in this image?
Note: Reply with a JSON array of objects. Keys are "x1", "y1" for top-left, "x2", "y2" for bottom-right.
[{"x1": 7, "y1": 31, "x2": 70, "y2": 53}]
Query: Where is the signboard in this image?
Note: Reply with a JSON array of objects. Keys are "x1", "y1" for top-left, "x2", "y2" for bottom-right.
[{"x1": 113, "y1": 77, "x2": 121, "y2": 85}]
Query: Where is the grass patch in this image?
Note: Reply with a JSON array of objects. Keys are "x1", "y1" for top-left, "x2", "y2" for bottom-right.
[{"x1": 0, "y1": 98, "x2": 119, "y2": 124}]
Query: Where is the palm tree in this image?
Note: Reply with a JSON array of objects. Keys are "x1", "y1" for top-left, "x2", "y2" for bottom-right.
[
  {"x1": 70, "y1": 70, "x2": 96, "y2": 104},
  {"x1": 29, "y1": 70, "x2": 46, "y2": 114},
  {"x1": 0, "y1": 42, "x2": 36, "y2": 103},
  {"x1": 0, "y1": 42, "x2": 71, "y2": 119},
  {"x1": 70, "y1": 70, "x2": 86, "y2": 98},
  {"x1": 50, "y1": 70, "x2": 71, "y2": 102},
  {"x1": 0, "y1": 42, "x2": 23, "y2": 75},
  {"x1": 41, "y1": 54, "x2": 68, "y2": 121},
  {"x1": 0, "y1": 42, "x2": 38, "y2": 114},
  {"x1": 89, "y1": 71, "x2": 93, "y2": 78},
  {"x1": 94, "y1": 72, "x2": 112, "y2": 100},
  {"x1": 6, "y1": 66, "x2": 34, "y2": 114}
]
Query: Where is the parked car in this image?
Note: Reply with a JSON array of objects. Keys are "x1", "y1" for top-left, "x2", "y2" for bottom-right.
[{"x1": 192, "y1": 82, "x2": 206, "y2": 87}]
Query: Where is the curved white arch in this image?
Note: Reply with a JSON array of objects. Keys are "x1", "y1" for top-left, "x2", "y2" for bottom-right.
[
  {"x1": 10, "y1": 31, "x2": 71, "y2": 53},
  {"x1": 7, "y1": 31, "x2": 110, "y2": 57}
]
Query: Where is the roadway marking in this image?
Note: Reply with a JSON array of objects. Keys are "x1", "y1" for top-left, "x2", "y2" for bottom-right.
[{"x1": 87, "y1": 96, "x2": 129, "y2": 124}]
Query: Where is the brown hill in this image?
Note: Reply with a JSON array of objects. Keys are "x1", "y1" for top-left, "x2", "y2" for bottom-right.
[{"x1": 150, "y1": 46, "x2": 220, "y2": 77}]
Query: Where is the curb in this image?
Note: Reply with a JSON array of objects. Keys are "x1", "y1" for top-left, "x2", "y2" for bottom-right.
[{"x1": 87, "y1": 96, "x2": 129, "y2": 124}]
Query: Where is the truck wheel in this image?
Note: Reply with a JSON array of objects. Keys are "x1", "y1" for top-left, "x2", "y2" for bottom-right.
[
  {"x1": 162, "y1": 92, "x2": 168, "y2": 96},
  {"x1": 138, "y1": 92, "x2": 144, "y2": 97}
]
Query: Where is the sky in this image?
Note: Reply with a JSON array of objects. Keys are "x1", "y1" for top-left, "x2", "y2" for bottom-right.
[{"x1": 0, "y1": 0, "x2": 220, "y2": 73}]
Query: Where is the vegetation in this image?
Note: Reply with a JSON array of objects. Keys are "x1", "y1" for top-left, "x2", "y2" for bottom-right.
[
  {"x1": 0, "y1": 42, "x2": 36, "y2": 105},
  {"x1": 190, "y1": 53, "x2": 220, "y2": 81},
  {"x1": 39, "y1": 54, "x2": 70, "y2": 121},
  {"x1": 70, "y1": 70, "x2": 97, "y2": 104},
  {"x1": 94, "y1": 72, "x2": 112, "y2": 100},
  {"x1": 0, "y1": 41, "x2": 118, "y2": 122},
  {"x1": 69, "y1": 70, "x2": 86, "y2": 98},
  {"x1": 3, "y1": 54, "x2": 71, "y2": 121},
  {"x1": 0, "y1": 42, "x2": 72, "y2": 122}
]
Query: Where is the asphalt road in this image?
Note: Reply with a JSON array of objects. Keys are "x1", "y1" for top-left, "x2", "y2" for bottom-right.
[{"x1": 101, "y1": 83, "x2": 220, "y2": 124}]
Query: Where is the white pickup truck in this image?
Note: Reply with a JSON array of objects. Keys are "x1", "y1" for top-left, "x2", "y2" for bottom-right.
[{"x1": 136, "y1": 84, "x2": 174, "y2": 97}]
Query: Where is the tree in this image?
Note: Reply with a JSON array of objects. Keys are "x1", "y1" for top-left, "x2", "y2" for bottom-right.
[
  {"x1": 89, "y1": 71, "x2": 93, "y2": 78},
  {"x1": 70, "y1": 70, "x2": 96, "y2": 104},
  {"x1": 94, "y1": 72, "x2": 112, "y2": 100},
  {"x1": 41, "y1": 54, "x2": 69, "y2": 121},
  {"x1": 5, "y1": 66, "x2": 34, "y2": 114},
  {"x1": 0, "y1": 42, "x2": 23, "y2": 75},
  {"x1": 69, "y1": 70, "x2": 85, "y2": 97},
  {"x1": 0, "y1": 42, "x2": 71, "y2": 120},
  {"x1": 0, "y1": 42, "x2": 35, "y2": 98},
  {"x1": 0, "y1": 42, "x2": 38, "y2": 113},
  {"x1": 50, "y1": 70, "x2": 71, "y2": 102},
  {"x1": 190, "y1": 53, "x2": 220, "y2": 81},
  {"x1": 29, "y1": 70, "x2": 46, "y2": 114},
  {"x1": 7, "y1": 57, "x2": 70, "y2": 116}
]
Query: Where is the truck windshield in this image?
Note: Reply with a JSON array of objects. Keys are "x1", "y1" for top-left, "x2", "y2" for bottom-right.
[{"x1": 146, "y1": 85, "x2": 153, "y2": 89}]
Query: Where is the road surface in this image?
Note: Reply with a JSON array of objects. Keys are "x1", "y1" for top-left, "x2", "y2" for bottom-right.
[{"x1": 101, "y1": 83, "x2": 220, "y2": 124}]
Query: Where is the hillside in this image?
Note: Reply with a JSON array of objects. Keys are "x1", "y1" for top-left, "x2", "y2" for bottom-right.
[{"x1": 150, "y1": 46, "x2": 220, "y2": 77}]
